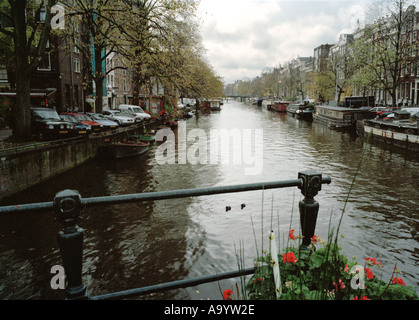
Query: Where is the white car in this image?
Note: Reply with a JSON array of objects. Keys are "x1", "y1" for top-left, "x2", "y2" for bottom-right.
[
  {"x1": 118, "y1": 104, "x2": 151, "y2": 122},
  {"x1": 102, "y1": 110, "x2": 135, "y2": 126},
  {"x1": 401, "y1": 107, "x2": 419, "y2": 116},
  {"x1": 369, "y1": 107, "x2": 386, "y2": 113}
]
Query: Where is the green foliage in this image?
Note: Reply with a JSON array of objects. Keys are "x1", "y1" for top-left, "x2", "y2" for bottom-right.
[{"x1": 246, "y1": 238, "x2": 418, "y2": 300}]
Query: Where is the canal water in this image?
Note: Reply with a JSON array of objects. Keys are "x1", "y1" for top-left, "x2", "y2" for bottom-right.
[{"x1": 0, "y1": 100, "x2": 418, "y2": 300}]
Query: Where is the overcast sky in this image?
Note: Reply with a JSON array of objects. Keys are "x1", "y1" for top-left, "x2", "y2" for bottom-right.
[{"x1": 198, "y1": 0, "x2": 369, "y2": 84}]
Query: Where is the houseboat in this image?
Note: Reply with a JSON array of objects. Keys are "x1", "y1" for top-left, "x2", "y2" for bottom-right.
[
  {"x1": 295, "y1": 107, "x2": 314, "y2": 121},
  {"x1": 360, "y1": 111, "x2": 419, "y2": 151},
  {"x1": 269, "y1": 101, "x2": 291, "y2": 112},
  {"x1": 286, "y1": 104, "x2": 313, "y2": 120},
  {"x1": 202, "y1": 100, "x2": 222, "y2": 111},
  {"x1": 313, "y1": 105, "x2": 374, "y2": 130}
]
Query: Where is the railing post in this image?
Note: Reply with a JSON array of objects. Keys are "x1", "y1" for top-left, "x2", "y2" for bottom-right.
[
  {"x1": 54, "y1": 190, "x2": 88, "y2": 300},
  {"x1": 298, "y1": 171, "x2": 322, "y2": 251}
]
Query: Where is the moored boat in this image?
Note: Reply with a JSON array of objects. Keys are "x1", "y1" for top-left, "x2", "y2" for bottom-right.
[
  {"x1": 287, "y1": 104, "x2": 308, "y2": 116},
  {"x1": 202, "y1": 100, "x2": 222, "y2": 111},
  {"x1": 101, "y1": 140, "x2": 150, "y2": 159},
  {"x1": 361, "y1": 118, "x2": 419, "y2": 151},
  {"x1": 295, "y1": 107, "x2": 314, "y2": 121},
  {"x1": 269, "y1": 101, "x2": 291, "y2": 112},
  {"x1": 313, "y1": 105, "x2": 375, "y2": 130},
  {"x1": 251, "y1": 98, "x2": 263, "y2": 107},
  {"x1": 140, "y1": 132, "x2": 156, "y2": 143}
]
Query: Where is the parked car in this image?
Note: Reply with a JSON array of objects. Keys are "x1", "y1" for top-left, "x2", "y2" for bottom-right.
[
  {"x1": 102, "y1": 110, "x2": 135, "y2": 126},
  {"x1": 86, "y1": 113, "x2": 119, "y2": 130},
  {"x1": 383, "y1": 113, "x2": 394, "y2": 120},
  {"x1": 401, "y1": 108, "x2": 419, "y2": 116},
  {"x1": 369, "y1": 107, "x2": 386, "y2": 113},
  {"x1": 118, "y1": 104, "x2": 151, "y2": 122},
  {"x1": 61, "y1": 112, "x2": 104, "y2": 132},
  {"x1": 30, "y1": 107, "x2": 75, "y2": 140},
  {"x1": 376, "y1": 107, "x2": 394, "y2": 118},
  {"x1": 60, "y1": 114, "x2": 92, "y2": 136}
]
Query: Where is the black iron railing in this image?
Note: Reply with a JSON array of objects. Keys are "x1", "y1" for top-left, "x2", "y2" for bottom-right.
[{"x1": 0, "y1": 170, "x2": 331, "y2": 300}]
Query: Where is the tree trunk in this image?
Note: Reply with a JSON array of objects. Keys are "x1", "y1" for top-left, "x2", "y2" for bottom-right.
[
  {"x1": 13, "y1": 71, "x2": 31, "y2": 140},
  {"x1": 9, "y1": 0, "x2": 53, "y2": 141},
  {"x1": 94, "y1": 49, "x2": 104, "y2": 113},
  {"x1": 132, "y1": 74, "x2": 140, "y2": 106},
  {"x1": 12, "y1": 1, "x2": 32, "y2": 141},
  {"x1": 391, "y1": 90, "x2": 398, "y2": 109}
]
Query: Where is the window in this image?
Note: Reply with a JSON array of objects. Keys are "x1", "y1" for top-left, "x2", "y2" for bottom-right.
[
  {"x1": 73, "y1": 37, "x2": 80, "y2": 53},
  {"x1": 72, "y1": 21, "x2": 79, "y2": 33},
  {"x1": 74, "y1": 58, "x2": 80, "y2": 73},
  {"x1": 38, "y1": 40, "x2": 51, "y2": 71},
  {"x1": 123, "y1": 79, "x2": 127, "y2": 91},
  {"x1": 0, "y1": 66, "x2": 7, "y2": 82},
  {"x1": 39, "y1": 7, "x2": 46, "y2": 22}
]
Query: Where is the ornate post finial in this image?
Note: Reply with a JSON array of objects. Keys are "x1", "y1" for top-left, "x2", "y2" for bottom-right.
[{"x1": 54, "y1": 190, "x2": 88, "y2": 300}]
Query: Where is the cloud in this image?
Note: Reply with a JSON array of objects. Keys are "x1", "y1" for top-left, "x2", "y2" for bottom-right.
[{"x1": 198, "y1": 0, "x2": 365, "y2": 84}]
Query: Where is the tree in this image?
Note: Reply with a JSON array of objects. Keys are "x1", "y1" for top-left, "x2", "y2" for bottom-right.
[
  {"x1": 62, "y1": 0, "x2": 127, "y2": 113},
  {"x1": 351, "y1": 0, "x2": 416, "y2": 107},
  {"x1": 328, "y1": 39, "x2": 357, "y2": 103},
  {"x1": 0, "y1": 0, "x2": 57, "y2": 141},
  {"x1": 306, "y1": 71, "x2": 335, "y2": 103},
  {"x1": 118, "y1": 0, "x2": 224, "y2": 108},
  {"x1": 120, "y1": 0, "x2": 206, "y2": 106}
]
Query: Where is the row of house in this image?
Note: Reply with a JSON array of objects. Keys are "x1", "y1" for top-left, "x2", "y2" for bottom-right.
[
  {"x1": 0, "y1": 25, "x2": 126, "y2": 113},
  {"x1": 226, "y1": 5, "x2": 419, "y2": 107},
  {"x1": 0, "y1": 4, "x2": 164, "y2": 115}
]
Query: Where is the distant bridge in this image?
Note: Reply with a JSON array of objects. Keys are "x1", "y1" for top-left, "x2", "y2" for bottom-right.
[{"x1": 225, "y1": 94, "x2": 252, "y2": 102}]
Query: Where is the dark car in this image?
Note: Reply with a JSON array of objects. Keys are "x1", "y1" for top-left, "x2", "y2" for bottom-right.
[
  {"x1": 60, "y1": 114, "x2": 92, "y2": 136},
  {"x1": 30, "y1": 107, "x2": 75, "y2": 140}
]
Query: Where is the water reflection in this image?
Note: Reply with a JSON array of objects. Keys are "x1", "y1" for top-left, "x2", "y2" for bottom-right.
[{"x1": 0, "y1": 99, "x2": 418, "y2": 299}]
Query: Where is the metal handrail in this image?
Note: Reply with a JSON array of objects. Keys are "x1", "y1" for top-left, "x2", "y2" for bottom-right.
[
  {"x1": 0, "y1": 171, "x2": 331, "y2": 300},
  {"x1": 0, "y1": 176, "x2": 331, "y2": 214},
  {"x1": 92, "y1": 267, "x2": 257, "y2": 301}
]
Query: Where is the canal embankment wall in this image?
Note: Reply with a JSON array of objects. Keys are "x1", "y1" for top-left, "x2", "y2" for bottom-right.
[{"x1": 0, "y1": 122, "x2": 154, "y2": 202}]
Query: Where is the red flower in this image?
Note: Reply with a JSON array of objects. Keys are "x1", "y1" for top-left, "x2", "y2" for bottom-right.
[
  {"x1": 366, "y1": 257, "x2": 384, "y2": 268},
  {"x1": 344, "y1": 264, "x2": 350, "y2": 273},
  {"x1": 289, "y1": 229, "x2": 296, "y2": 240},
  {"x1": 333, "y1": 279, "x2": 345, "y2": 291},
  {"x1": 283, "y1": 252, "x2": 297, "y2": 264},
  {"x1": 253, "y1": 277, "x2": 263, "y2": 283},
  {"x1": 365, "y1": 268, "x2": 374, "y2": 280},
  {"x1": 311, "y1": 235, "x2": 319, "y2": 244},
  {"x1": 352, "y1": 295, "x2": 370, "y2": 300},
  {"x1": 223, "y1": 289, "x2": 233, "y2": 300},
  {"x1": 392, "y1": 277, "x2": 406, "y2": 286}
]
